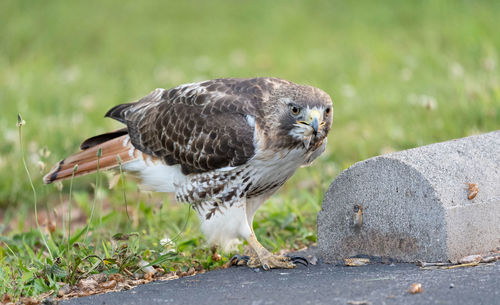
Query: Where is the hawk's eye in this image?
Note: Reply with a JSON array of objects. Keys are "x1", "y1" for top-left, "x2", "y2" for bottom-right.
[
  {"x1": 289, "y1": 105, "x2": 301, "y2": 116},
  {"x1": 325, "y1": 107, "x2": 331, "y2": 114}
]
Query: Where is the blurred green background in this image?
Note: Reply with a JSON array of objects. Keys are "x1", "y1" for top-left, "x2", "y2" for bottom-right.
[
  {"x1": 1, "y1": 0, "x2": 500, "y2": 299},
  {"x1": 1, "y1": 0, "x2": 499, "y2": 208}
]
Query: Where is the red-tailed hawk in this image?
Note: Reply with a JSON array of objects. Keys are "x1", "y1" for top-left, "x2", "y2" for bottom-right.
[{"x1": 44, "y1": 77, "x2": 333, "y2": 269}]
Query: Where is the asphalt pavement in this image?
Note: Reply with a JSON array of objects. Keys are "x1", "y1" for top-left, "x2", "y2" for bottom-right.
[{"x1": 60, "y1": 259, "x2": 500, "y2": 305}]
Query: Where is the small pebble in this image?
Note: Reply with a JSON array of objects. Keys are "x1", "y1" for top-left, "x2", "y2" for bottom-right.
[
  {"x1": 212, "y1": 253, "x2": 222, "y2": 261},
  {"x1": 450, "y1": 283, "x2": 454, "y2": 289},
  {"x1": 408, "y1": 283, "x2": 423, "y2": 294}
]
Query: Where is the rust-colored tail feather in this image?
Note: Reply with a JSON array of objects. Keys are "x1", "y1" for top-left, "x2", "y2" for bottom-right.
[{"x1": 43, "y1": 134, "x2": 134, "y2": 184}]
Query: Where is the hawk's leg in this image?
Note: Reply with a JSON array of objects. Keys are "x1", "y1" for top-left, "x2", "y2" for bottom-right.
[{"x1": 244, "y1": 232, "x2": 296, "y2": 270}]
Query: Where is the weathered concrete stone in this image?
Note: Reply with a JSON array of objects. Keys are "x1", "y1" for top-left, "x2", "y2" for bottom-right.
[{"x1": 318, "y1": 131, "x2": 500, "y2": 263}]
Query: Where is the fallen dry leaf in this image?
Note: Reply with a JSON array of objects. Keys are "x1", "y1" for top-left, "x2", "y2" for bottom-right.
[
  {"x1": 57, "y1": 284, "x2": 71, "y2": 297},
  {"x1": 156, "y1": 267, "x2": 165, "y2": 274},
  {"x1": 157, "y1": 273, "x2": 179, "y2": 281},
  {"x1": 144, "y1": 271, "x2": 155, "y2": 282},
  {"x1": 466, "y1": 183, "x2": 478, "y2": 200},
  {"x1": 53, "y1": 269, "x2": 185, "y2": 301},
  {"x1": 2, "y1": 294, "x2": 12, "y2": 303},
  {"x1": 18, "y1": 296, "x2": 39, "y2": 305},
  {"x1": 87, "y1": 273, "x2": 108, "y2": 284},
  {"x1": 99, "y1": 279, "x2": 117, "y2": 290},
  {"x1": 186, "y1": 267, "x2": 196, "y2": 276},
  {"x1": 458, "y1": 254, "x2": 482, "y2": 264},
  {"x1": 127, "y1": 279, "x2": 147, "y2": 286},
  {"x1": 344, "y1": 258, "x2": 370, "y2": 266},
  {"x1": 77, "y1": 291, "x2": 92, "y2": 297},
  {"x1": 117, "y1": 283, "x2": 132, "y2": 291},
  {"x1": 480, "y1": 256, "x2": 498, "y2": 263},
  {"x1": 408, "y1": 283, "x2": 422, "y2": 294},
  {"x1": 109, "y1": 273, "x2": 125, "y2": 283},
  {"x1": 77, "y1": 278, "x2": 98, "y2": 291}
]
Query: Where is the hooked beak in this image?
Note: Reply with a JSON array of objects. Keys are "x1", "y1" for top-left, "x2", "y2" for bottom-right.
[
  {"x1": 302, "y1": 109, "x2": 322, "y2": 136},
  {"x1": 295, "y1": 108, "x2": 325, "y2": 149}
]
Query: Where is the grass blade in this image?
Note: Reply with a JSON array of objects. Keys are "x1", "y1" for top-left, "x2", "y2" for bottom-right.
[
  {"x1": 85, "y1": 148, "x2": 102, "y2": 243},
  {"x1": 17, "y1": 114, "x2": 53, "y2": 259},
  {"x1": 67, "y1": 164, "x2": 78, "y2": 258}
]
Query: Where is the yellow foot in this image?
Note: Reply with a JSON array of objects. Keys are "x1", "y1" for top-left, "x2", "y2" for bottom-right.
[
  {"x1": 247, "y1": 254, "x2": 296, "y2": 270},
  {"x1": 229, "y1": 254, "x2": 309, "y2": 269},
  {"x1": 240, "y1": 232, "x2": 308, "y2": 270}
]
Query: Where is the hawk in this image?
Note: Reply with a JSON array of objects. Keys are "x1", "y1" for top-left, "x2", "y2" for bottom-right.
[{"x1": 44, "y1": 77, "x2": 333, "y2": 269}]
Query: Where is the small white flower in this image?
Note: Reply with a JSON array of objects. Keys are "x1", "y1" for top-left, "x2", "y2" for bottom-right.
[{"x1": 160, "y1": 237, "x2": 173, "y2": 246}]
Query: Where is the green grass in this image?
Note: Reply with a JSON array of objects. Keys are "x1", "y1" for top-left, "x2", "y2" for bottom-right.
[{"x1": 1, "y1": 0, "x2": 500, "y2": 301}]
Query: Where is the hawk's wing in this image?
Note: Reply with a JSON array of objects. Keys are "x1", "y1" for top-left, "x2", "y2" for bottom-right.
[{"x1": 105, "y1": 78, "x2": 276, "y2": 175}]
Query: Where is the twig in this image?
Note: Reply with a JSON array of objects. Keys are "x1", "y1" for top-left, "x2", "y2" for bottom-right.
[
  {"x1": 416, "y1": 261, "x2": 453, "y2": 267},
  {"x1": 123, "y1": 268, "x2": 134, "y2": 277}
]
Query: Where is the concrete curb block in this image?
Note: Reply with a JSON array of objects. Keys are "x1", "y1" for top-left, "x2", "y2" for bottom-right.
[{"x1": 318, "y1": 131, "x2": 500, "y2": 263}]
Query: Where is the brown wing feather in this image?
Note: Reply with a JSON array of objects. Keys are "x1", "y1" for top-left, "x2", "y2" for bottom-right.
[
  {"x1": 105, "y1": 78, "x2": 284, "y2": 174},
  {"x1": 80, "y1": 128, "x2": 128, "y2": 149}
]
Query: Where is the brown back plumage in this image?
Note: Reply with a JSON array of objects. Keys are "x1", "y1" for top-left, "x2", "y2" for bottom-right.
[
  {"x1": 44, "y1": 77, "x2": 331, "y2": 185},
  {"x1": 104, "y1": 78, "x2": 279, "y2": 175}
]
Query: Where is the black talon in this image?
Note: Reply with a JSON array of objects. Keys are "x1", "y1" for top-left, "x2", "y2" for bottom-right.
[
  {"x1": 287, "y1": 255, "x2": 309, "y2": 267},
  {"x1": 230, "y1": 254, "x2": 250, "y2": 267}
]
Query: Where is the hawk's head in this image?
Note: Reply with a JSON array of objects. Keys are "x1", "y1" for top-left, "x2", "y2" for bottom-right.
[{"x1": 265, "y1": 82, "x2": 333, "y2": 150}]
